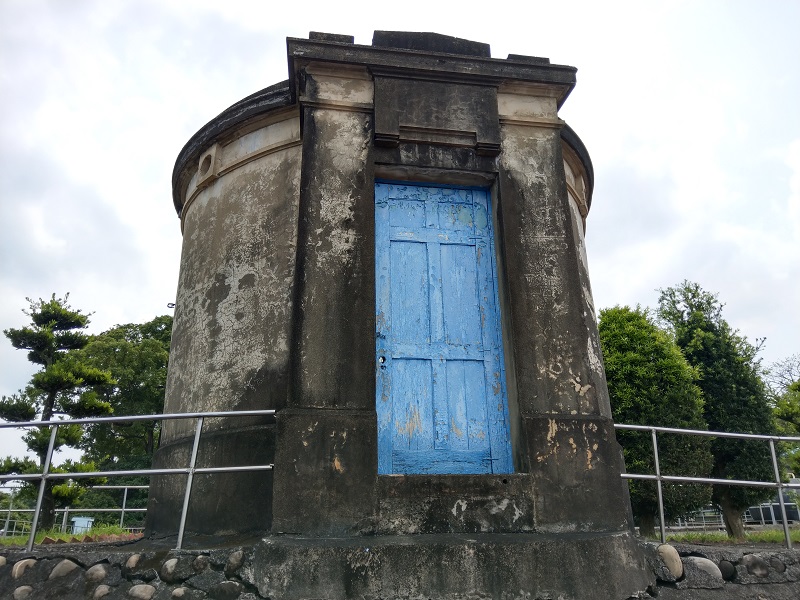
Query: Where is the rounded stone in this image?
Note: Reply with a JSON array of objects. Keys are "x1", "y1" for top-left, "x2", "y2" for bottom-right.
[
  {"x1": 126, "y1": 553, "x2": 142, "y2": 570},
  {"x1": 11, "y1": 558, "x2": 36, "y2": 579},
  {"x1": 210, "y1": 580, "x2": 244, "y2": 600},
  {"x1": 741, "y1": 553, "x2": 770, "y2": 577},
  {"x1": 49, "y1": 558, "x2": 80, "y2": 579},
  {"x1": 94, "y1": 585, "x2": 112, "y2": 599},
  {"x1": 685, "y1": 556, "x2": 723, "y2": 580},
  {"x1": 161, "y1": 557, "x2": 179, "y2": 582},
  {"x1": 128, "y1": 584, "x2": 157, "y2": 599},
  {"x1": 87, "y1": 563, "x2": 108, "y2": 582},
  {"x1": 718, "y1": 559, "x2": 736, "y2": 580},
  {"x1": 225, "y1": 550, "x2": 244, "y2": 576},
  {"x1": 770, "y1": 557, "x2": 786, "y2": 573},
  {"x1": 13, "y1": 586, "x2": 34, "y2": 600},
  {"x1": 657, "y1": 544, "x2": 683, "y2": 579},
  {"x1": 172, "y1": 588, "x2": 187, "y2": 598},
  {"x1": 193, "y1": 555, "x2": 210, "y2": 573},
  {"x1": 0, "y1": 556, "x2": 6, "y2": 567}
]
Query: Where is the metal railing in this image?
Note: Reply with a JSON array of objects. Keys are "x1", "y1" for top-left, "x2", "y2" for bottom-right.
[
  {"x1": 615, "y1": 423, "x2": 800, "y2": 548},
  {"x1": 3, "y1": 413, "x2": 798, "y2": 551},
  {"x1": 2, "y1": 485, "x2": 148, "y2": 537},
  {"x1": 90, "y1": 485, "x2": 150, "y2": 528},
  {"x1": 0, "y1": 410, "x2": 275, "y2": 551}
]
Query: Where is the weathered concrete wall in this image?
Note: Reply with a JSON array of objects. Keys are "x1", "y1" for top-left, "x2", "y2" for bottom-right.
[
  {"x1": 150, "y1": 29, "x2": 648, "y2": 599},
  {"x1": 496, "y1": 85, "x2": 629, "y2": 532},
  {"x1": 165, "y1": 114, "x2": 301, "y2": 434},
  {"x1": 151, "y1": 106, "x2": 301, "y2": 534},
  {"x1": 271, "y1": 65, "x2": 378, "y2": 536}
]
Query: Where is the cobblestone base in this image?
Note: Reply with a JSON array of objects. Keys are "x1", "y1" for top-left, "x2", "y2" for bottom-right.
[
  {"x1": 634, "y1": 541, "x2": 800, "y2": 600},
  {"x1": 1, "y1": 538, "x2": 799, "y2": 599}
]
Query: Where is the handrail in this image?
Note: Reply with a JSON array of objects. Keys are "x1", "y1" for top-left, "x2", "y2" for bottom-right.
[
  {"x1": 614, "y1": 423, "x2": 800, "y2": 548},
  {"x1": 615, "y1": 423, "x2": 800, "y2": 442},
  {"x1": 0, "y1": 410, "x2": 274, "y2": 428},
  {"x1": 0, "y1": 409, "x2": 275, "y2": 551},
  {"x1": 2, "y1": 413, "x2": 796, "y2": 551}
]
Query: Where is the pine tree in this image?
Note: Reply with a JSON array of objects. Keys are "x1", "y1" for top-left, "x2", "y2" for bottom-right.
[{"x1": 1, "y1": 294, "x2": 113, "y2": 529}]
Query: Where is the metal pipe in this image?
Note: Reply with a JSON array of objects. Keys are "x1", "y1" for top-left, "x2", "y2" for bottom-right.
[
  {"x1": 61, "y1": 507, "x2": 69, "y2": 533},
  {"x1": 176, "y1": 417, "x2": 204, "y2": 550},
  {"x1": 6, "y1": 507, "x2": 148, "y2": 514},
  {"x1": 622, "y1": 473, "x2": 800, "y2": 488},
  {"x1": 615, "y1": 423, "x2": 800, "y2": 443},
  {"x1": 0, "y1": 409, "x2": 275, "y2": 429},
  {"x1": 192, "y1": 465, "x2": 273, "y2": 474},
  {"x1": 3, "y1": 487, "x2": 14, "y2": 535},
  {"x1": 120, "y1": 488, "x2": 128, "y2": 528},
  {"x1": 26, "y1": 425, "x2": 59, "y2": 552},
  {"x1": 92, "y1": 485, "x2": 149, "y2": 490},
  {"x1": 769, "y1": 439, "x2": 792, "y2": 549},
  {"x1": 651, "y1": 429, "x2": 666, "y2": 544}
]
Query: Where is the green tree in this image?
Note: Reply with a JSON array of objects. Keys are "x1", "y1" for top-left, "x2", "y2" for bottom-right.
[
  {"x1": 76, "y1": 315, "x2": 172, "y2": 466},
  {"x1": 657, "y1": 281, "x2": 775, "y2": 540},
  {"x1": 768, "y1": 355, "x2": 800, "y2": 479},
  {"x1": 1, "y1": 295, "x2": 113, "y2": 529},
  {"x1": 774, "y1": 381, "x2": 800, "y2": 433},
  {"x1": 598, "y1": 305, "x2": 713, "y2": 537},
  {"x1": 71, "y1": 315, "x2": 172, "y2": 523},
  {"x1": 766, "y1": 354, "x2": 800, "y2": 399}
]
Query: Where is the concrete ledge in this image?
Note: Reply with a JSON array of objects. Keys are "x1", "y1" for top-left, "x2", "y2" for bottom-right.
[{"x1": 245, "y1": 531, "x2": 654, "y2": 600}]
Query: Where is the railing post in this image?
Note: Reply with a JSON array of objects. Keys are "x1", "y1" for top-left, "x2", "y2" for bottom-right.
[
  {"x1": 27, "y1": 424, "x2": 59, "y2": 552},
  {"x1": 651, "y1": 428, "x2": 666, "y2": 544},
  {"x1": 61, "y1": 507, "x2": 70, "y2": 533},
  {"x1": 3, "y1": 488, "x2": 13, "y2": 536},
  {"x1": 120, "y1": 487, "x2": 129, "y2": 528},
  {"x1": 176, "y1": 416, "x2": 204, "y2": 550},
  {"x1": 768, "y1": 439, "x2": 792, "y2": 549}
]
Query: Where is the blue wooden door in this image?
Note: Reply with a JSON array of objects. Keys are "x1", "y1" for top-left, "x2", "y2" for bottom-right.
[{"x1": 375, "y1": 183, "x2": 513, "y2": 474}]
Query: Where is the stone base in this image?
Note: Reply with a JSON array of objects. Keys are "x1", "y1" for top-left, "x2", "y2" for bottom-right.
[{"x1": 245, "y1": 531, "x2": 654, "y2": 600}]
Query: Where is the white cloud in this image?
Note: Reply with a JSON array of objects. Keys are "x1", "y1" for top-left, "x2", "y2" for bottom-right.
[{"x1": 1, "y1": 0, "x2": 799, "y2": 464}]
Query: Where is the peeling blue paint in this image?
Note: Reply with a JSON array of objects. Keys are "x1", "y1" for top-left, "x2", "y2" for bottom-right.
[{"x1": 376, "y1": 183, "x2": 512, "y2": 474}]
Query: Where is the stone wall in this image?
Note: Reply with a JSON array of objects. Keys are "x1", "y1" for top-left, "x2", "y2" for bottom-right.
[{"x1": 2, "y1": 540, "x2": 799, "y2": 599}]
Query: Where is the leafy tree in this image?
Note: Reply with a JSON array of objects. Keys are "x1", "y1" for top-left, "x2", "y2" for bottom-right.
[
  {"x1": 71, "y1": 316, "x2": 172, "y2": 523},
  {"x1": 0, "y1": 485, "x2": 34, "y2": 536},
  {"x1": 598, "y1": 305, "x2": 713, "y2": 537},
  {"x1": 657, "y1": 281, "x2": 775, "y2": 539},
  {"x1": 769, "y1": 355, "x2": 800, "y2": 479},
  {"x1": 766, "y1": 354, "x2": 800, "y2": 398},
  {"x1": 76, "y1": 315, "x2": 172, "y2": 466},
  {"x1": 1, "y1": 295, "x2": 113, "y2": 529},
  {"x1": 774, "y1": 381, "x2": 800, "y2": 433}
]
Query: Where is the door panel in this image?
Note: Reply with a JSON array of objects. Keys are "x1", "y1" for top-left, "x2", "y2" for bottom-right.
[{"x1": 376, "y1": 183, "x2": 512, "y2": 474}]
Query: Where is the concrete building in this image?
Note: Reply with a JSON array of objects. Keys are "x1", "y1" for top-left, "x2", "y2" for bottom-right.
[{"x1": 148, "y1": 31, "x2": 653, "y2": 599}]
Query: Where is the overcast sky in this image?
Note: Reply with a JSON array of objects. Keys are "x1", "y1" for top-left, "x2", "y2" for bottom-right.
[{"x1": 1, "y1": 0, "x2": 798, "y2": 461}]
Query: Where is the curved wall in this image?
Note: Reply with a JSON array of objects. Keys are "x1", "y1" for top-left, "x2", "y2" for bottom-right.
[
  {"x1": 149, "y1": 106, "x2": 301, "y2": 534},
  {"x1": 150, "y1": 32, "x2": 615, "y2": 540}
]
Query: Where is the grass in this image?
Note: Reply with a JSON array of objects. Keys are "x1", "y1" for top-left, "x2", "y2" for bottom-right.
[
  {"x1": 665, "y1": 528, "x2": 800, "y2": 545},
  {"x1": 0, "y1": 524, "x2": 129, "y2": 547}
]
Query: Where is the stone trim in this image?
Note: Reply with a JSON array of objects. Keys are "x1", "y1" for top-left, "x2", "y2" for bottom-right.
[
  {"x1": 171, "y1": 82, "x2": 293, "y2": 214},
  {"x1": 179, "y1": 115, "x2": 301, "y2": 228}
]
